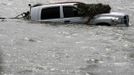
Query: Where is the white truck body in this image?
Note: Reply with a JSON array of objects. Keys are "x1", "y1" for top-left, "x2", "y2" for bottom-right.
[{"x1": 30, "y1": 2, "x2": 129, "y2": 26}]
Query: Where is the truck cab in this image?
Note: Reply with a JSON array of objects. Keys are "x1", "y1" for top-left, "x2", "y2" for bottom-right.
[{"x1": 31, "y1": 2, "x2": 87, "y2": 23}]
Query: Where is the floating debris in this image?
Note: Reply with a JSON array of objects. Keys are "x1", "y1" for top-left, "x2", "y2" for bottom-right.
[
  {"x1": 28, "y1": 39, "x2": 36, "y2": 42},
  {"x1": 24, "y1": 37, "x2": 36, "y2": 42},
  {"x1": 75, "y1": 2, "x2": 111, "y2": 24},
  {"x1": 85, "y1": 58, "x2": 100, "y2": 64}
]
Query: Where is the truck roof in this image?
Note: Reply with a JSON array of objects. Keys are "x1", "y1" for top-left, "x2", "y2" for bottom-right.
[
  {"x1": 51, "y1": 1, "x2": 84, "y2": 4},
  {"x1": 32, "y1": 1, "x2": 84, "y2": 8}
]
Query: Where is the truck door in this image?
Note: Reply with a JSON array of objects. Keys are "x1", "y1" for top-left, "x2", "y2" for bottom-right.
[
  {"x1": 40, "y1": 6, "x2": 63, "y2": 23},
  {"x1": 62, "y1": 6, "x2": 87, "y2": 24}
]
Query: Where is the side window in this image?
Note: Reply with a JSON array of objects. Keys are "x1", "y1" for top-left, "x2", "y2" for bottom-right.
[
  {"x1": 63, "y1": 6, "x2": 81, "y2": 18},
  {"x1": 41, "y1": 6, "x2": 60, "y2": 19}
]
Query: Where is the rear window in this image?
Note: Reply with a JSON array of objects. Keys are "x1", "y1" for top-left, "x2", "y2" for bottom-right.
[
  {"x1": 63, "y1": 6, "x2": 81, "y2": 18},
  {"x1": 41, "y1": 6, "x2": 60, "y2": 19}
]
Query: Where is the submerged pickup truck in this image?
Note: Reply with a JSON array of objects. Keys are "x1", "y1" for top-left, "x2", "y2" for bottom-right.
[{"x1": 30, "y1": 2, "x2": 129, "y2": 26}]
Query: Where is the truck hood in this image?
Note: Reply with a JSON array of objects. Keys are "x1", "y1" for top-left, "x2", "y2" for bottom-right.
[{"x1": 99, "y1": 12, "x2": 127, "y2": 16}]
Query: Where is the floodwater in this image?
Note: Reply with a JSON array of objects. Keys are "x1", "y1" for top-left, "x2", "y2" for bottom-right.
[{"x1": 0, "y1": 0, "x2": 134, "y2": 75}]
